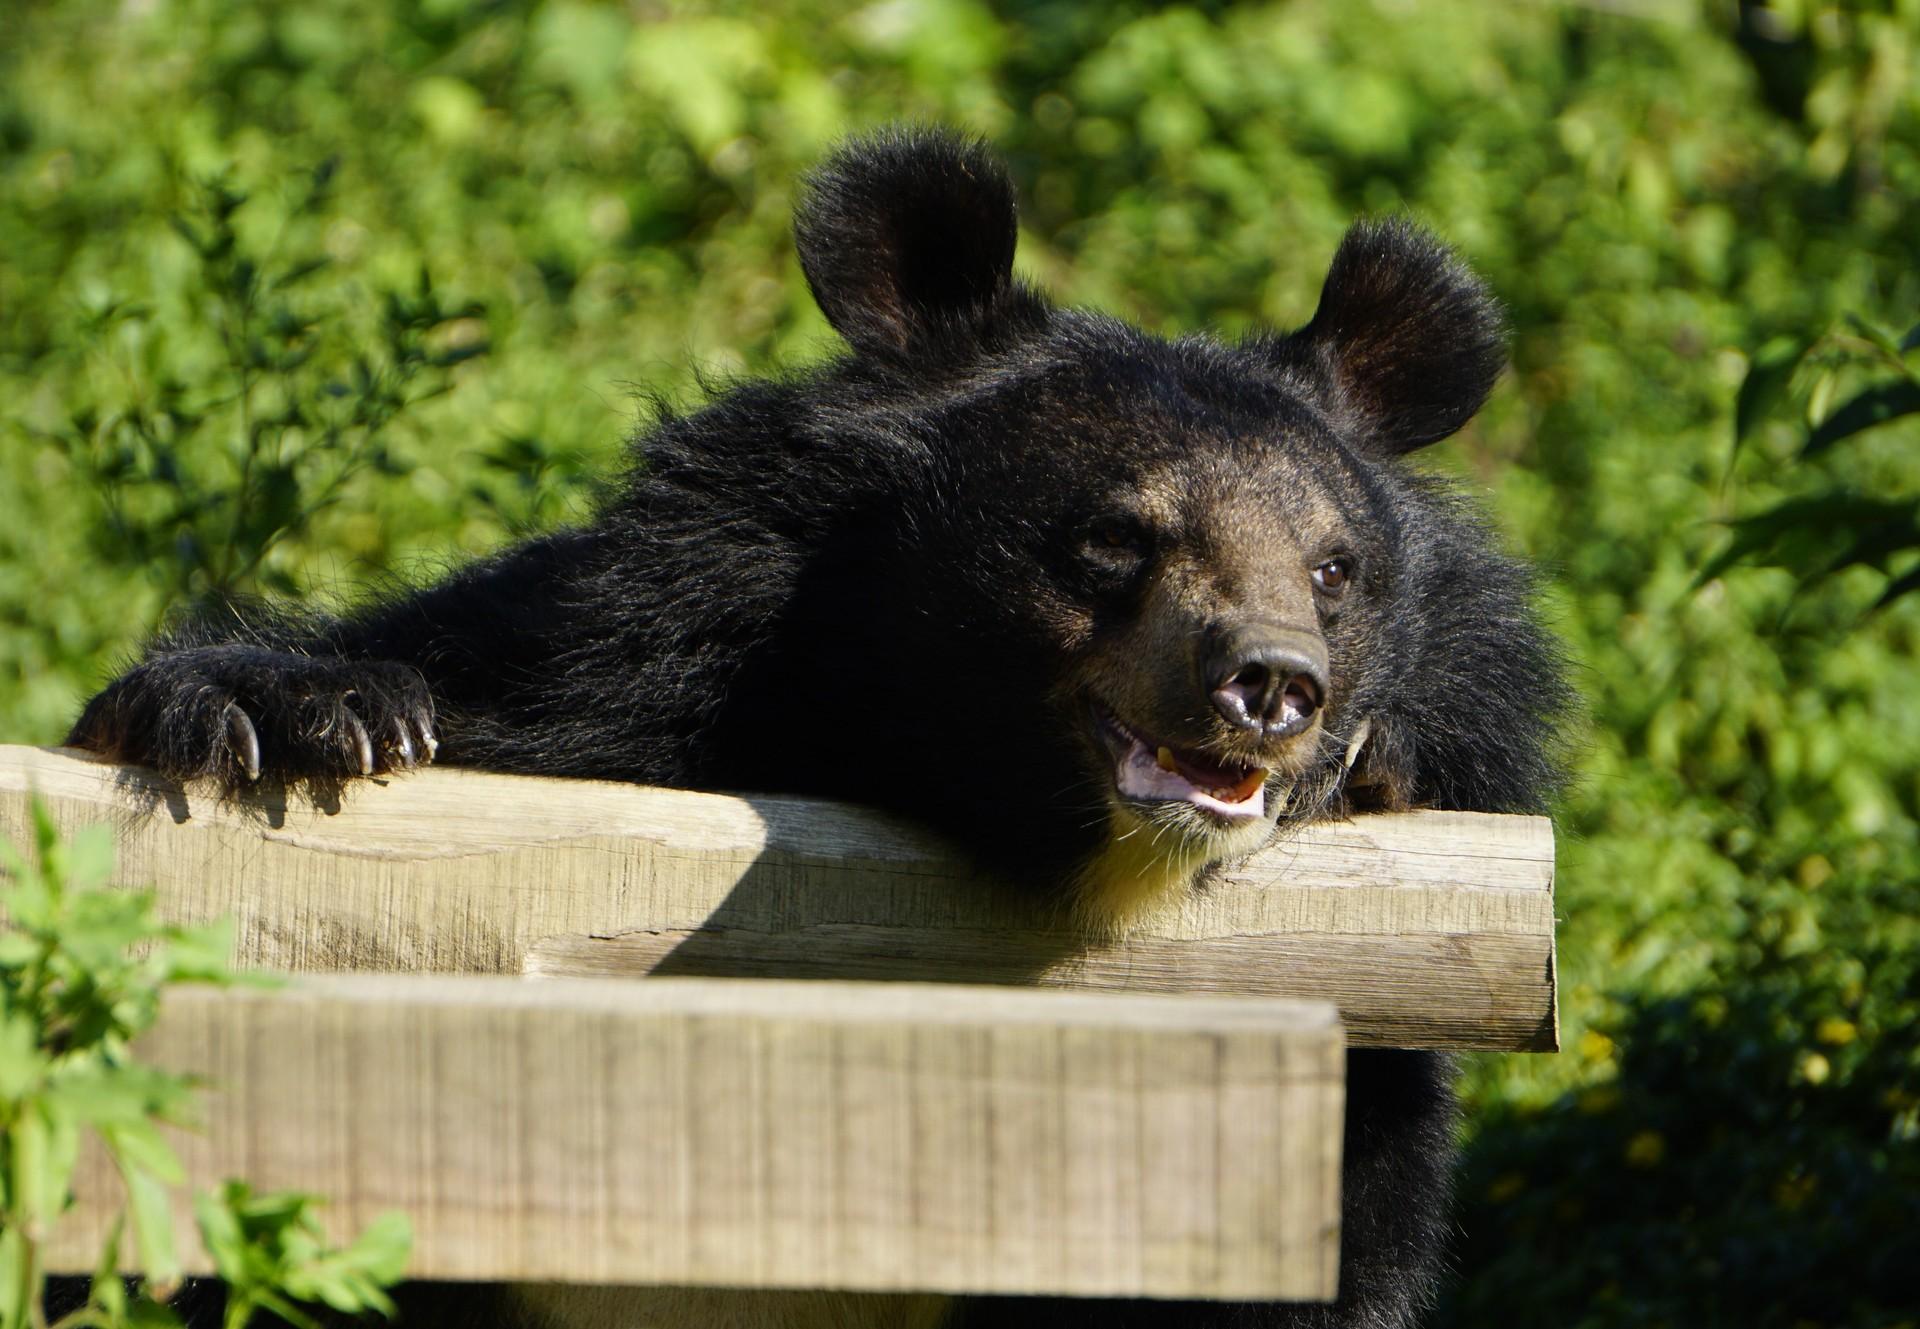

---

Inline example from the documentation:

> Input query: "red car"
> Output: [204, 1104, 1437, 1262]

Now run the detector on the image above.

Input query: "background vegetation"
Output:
[2, 0, 1915, 1323]
[2, 804, 409, 1329]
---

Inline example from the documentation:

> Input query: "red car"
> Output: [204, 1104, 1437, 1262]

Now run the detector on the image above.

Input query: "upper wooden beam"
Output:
[0, 745, 1557, 1050]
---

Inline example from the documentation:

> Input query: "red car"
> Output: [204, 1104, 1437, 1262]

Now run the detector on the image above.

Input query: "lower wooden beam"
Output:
[47, 976, 1345, 1301]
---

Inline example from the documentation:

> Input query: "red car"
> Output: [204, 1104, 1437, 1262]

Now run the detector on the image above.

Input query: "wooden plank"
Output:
[44, 975, 1345, 1300]
[0, 745, 1557, 1050]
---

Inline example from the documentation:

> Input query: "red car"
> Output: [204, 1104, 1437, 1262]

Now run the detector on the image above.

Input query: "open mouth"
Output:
[1092, 703, 1271, 822]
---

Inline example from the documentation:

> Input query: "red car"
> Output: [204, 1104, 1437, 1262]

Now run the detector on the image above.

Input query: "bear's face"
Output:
[888, 331, 1412, 921]
[792, 129, 1506, 925]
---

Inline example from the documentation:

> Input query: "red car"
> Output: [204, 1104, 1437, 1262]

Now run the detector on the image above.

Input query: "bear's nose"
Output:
[1205, 624, 1329, 737]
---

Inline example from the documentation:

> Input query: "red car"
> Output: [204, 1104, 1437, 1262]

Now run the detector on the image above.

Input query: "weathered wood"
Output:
[0, 745, 1557, 1049]
[44, 975, 1345, 1300]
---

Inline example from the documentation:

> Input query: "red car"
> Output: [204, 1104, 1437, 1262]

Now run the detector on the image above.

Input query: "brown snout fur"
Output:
[1074, 464, 1336, 769]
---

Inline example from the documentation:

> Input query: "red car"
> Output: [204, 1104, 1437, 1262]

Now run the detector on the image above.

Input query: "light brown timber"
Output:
[0, 744, 1557, 1050]
[42, 974, 1345, 1300]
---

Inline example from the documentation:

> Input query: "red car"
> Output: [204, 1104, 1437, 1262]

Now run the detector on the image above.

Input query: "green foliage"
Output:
[193, 1187, 408, 1329]
[1712, 314, 1920, 609]
[1451, 865, 1920, 1325]
[2, 0, 1916, 1323]
[1, 803, 226, 1325]
[34, 166, 491, 605]
[0, 806, 409, 1329]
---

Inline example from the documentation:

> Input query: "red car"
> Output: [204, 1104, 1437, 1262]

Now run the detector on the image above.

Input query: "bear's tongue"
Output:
[1112, 731, 1268, 821]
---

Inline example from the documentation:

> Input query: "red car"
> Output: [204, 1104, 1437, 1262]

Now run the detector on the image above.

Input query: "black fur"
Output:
[68, 127, 1569, 1329]
[794, 125, 1049, 360]
[1261, 219, 1509, 457]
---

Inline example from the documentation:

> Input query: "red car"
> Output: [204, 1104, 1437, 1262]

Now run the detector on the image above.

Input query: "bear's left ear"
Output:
[1273, 220, 1507, 455]
[794, 126, 1044, 361]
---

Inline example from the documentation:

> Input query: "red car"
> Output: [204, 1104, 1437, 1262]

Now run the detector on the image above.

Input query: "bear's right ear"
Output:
[1274, 220, 1507, 455]
[794, 127, 1043, 360]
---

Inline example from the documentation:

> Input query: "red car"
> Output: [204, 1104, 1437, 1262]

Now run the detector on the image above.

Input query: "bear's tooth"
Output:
[1156, 746, 1177, 773]
[1226, 768, 1269, 803]
[1342, 717, 1373, 772]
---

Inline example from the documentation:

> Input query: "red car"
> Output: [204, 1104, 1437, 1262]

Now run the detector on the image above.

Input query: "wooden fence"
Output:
[0, 744, 1556, 1303]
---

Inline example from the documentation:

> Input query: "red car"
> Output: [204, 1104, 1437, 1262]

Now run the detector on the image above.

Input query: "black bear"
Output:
[70, 128, 1567, 1328]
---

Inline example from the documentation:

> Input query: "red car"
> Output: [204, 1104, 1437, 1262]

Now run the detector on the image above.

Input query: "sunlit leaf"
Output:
[102, 1121, 186, 1187]
[114, 1139, 182, 1285]
[250, 1290, 324, 1329]
[161, 918, 239, 984]
[8, 1106, 58, 1225]
[0, 1224, 28, 1329]
[0, 1013, 46, 1098]
[1802, 383, 1920, 457]
[340, 1211, 411, 1286]
[192, 1188, 247, 1281]
[1844, 313, 1906, 362]
[1871, 565, 1920, 609]
[0, 930, 35, 965]
[65, 824, 116, 890]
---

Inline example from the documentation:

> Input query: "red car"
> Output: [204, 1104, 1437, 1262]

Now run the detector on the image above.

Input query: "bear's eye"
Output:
[1080, 515, 1153, 565]
[1313, 557, 1353, 595]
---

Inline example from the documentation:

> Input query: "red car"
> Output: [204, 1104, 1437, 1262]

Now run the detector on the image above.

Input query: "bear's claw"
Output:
[223, 702, 262, 782]
[69, 646, 437, 789]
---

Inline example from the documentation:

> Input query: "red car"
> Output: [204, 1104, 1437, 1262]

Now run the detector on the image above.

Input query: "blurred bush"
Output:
[2, 0, 1915, 1323]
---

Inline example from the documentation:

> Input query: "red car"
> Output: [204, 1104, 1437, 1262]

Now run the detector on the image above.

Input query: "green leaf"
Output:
[0, 1012, 46, 1099]
[64, 825, 117, 892]
[64, 888, 164, 966]
[45, 1063, 194, 1130]
[251, 1289, 324, 1329]
[229, 1186, 311, 1228]
[1901, 322, 1920, 353]
[0, 833, 34, 894]
[270, 256, 332, 291]
[426, 340, 489, 368]
[158, 919, 238, 984]
[1732, 336, 1804, 456]
[30, 798, 61, 876]
[1871, 564, 1920, 609]
[1844, 313, 1907, 362]
[126, 1295, 186, 1328]
[89, 1214, 128, 1318]
[1695, 493, 1920, 586]
[40, 1112, 81, 1220]
[341, 1211, 411, 1286]
[0, 1224, 29, 1329]
[116, 1146, 181, 1286]
[168, 216, 208, 257]
[193, 1188, 248, 1282]
[9, 1105, 61, 1227]
[103, 1121, 186, 1187]
[1803, 382, 1920, 457]
[244, 463, 303, 550]
[0, 876, 51, 932]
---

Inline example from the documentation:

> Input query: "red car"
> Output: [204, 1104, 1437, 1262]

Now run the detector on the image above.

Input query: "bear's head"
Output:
[745, 128, 1540, 928]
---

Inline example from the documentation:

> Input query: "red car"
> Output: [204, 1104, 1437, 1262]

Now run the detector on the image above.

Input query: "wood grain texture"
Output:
[0, 745, 1557, 1050]
[43, 975, 1345, 1300]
